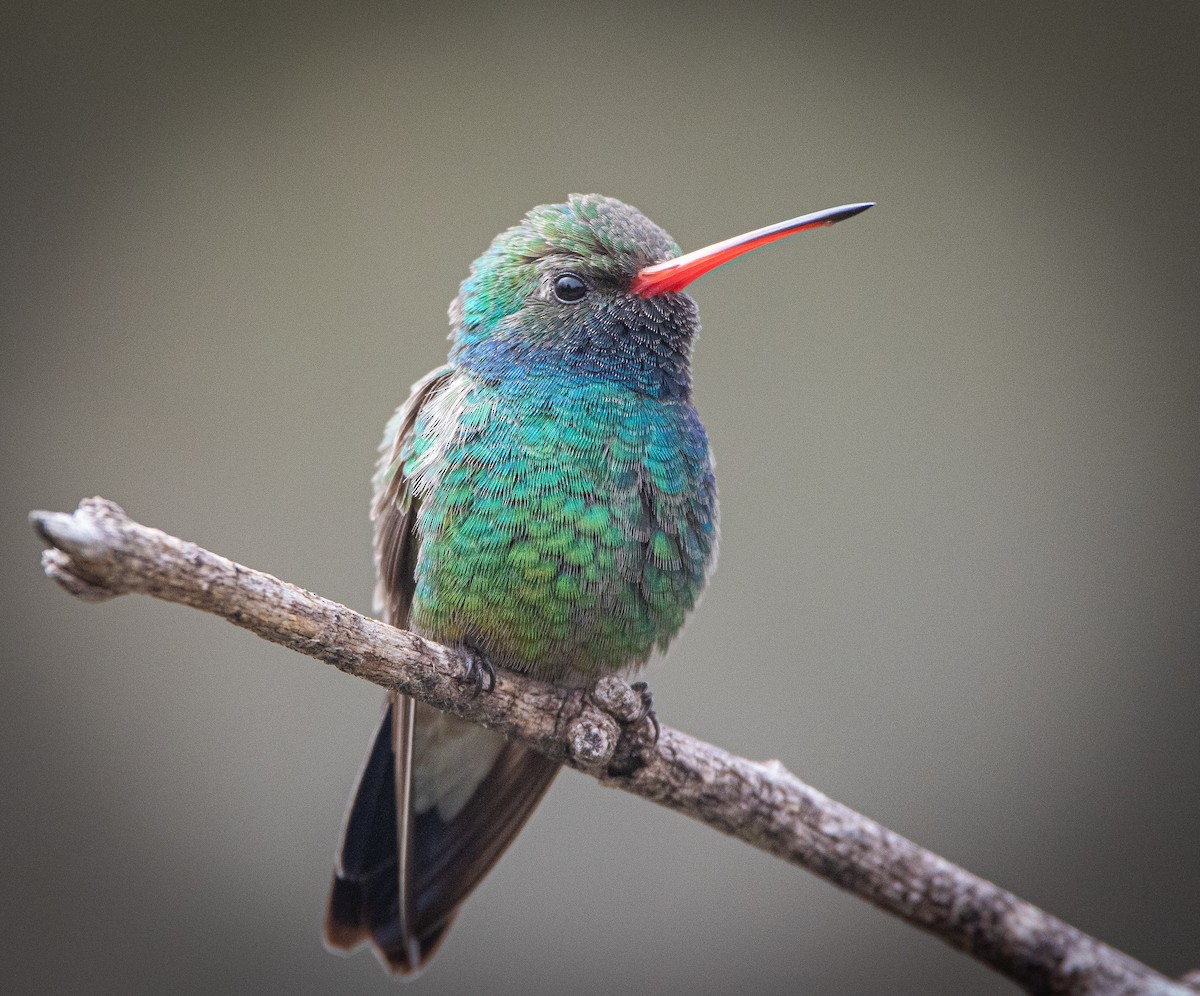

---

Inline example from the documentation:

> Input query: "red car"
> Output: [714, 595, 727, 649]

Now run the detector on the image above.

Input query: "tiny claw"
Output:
[629, 681, 660, 744]
[459, 645, 496, 696]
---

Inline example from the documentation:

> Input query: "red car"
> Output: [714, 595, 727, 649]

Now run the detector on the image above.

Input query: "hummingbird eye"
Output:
[552, 272, 587, 303]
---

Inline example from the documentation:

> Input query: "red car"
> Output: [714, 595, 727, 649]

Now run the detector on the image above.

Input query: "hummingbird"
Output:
[323, 194, 872, 975]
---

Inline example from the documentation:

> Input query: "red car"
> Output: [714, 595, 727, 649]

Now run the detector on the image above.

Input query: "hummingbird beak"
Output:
[630, 202, 874, 297]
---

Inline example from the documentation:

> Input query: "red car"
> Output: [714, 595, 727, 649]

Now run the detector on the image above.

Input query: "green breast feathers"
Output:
[373, 367, 718, 681]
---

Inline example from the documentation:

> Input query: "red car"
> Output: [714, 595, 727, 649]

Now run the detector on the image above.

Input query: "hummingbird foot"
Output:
[629, 681, 660, 745]
[458, 642, 496, 696]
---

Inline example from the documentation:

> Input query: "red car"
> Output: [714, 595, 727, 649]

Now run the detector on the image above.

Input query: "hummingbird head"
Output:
[449, 194, 697, 399]
[449, 193, 872, 400]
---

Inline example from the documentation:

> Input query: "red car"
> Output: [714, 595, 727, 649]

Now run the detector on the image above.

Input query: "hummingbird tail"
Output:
[324, 698, 420, 971]
[324, 697, 559, 976]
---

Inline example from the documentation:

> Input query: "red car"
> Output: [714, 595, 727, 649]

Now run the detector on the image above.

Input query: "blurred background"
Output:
[3, 2, 1198, 993]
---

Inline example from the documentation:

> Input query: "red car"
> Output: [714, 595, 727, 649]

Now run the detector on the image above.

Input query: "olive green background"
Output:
[3, 3, 1198, 993]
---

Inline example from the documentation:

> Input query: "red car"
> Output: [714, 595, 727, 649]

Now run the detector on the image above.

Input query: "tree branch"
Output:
[29, 497, 1195, 995]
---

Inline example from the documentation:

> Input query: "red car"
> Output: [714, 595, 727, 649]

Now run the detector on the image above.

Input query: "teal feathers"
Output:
[377, 360, 717, 681]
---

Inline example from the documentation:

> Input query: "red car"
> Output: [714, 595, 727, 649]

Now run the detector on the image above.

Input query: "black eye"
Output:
[552, 272, 587, 303]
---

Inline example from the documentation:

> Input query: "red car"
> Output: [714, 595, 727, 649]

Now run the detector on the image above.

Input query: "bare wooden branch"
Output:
[30, 497, 1194, 995]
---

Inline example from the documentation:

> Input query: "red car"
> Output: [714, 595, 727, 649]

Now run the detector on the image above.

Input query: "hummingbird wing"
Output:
[324, 366, 559, 976]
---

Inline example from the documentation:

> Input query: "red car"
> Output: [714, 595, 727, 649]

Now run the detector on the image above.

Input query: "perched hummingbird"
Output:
[323, 194, 872, 975]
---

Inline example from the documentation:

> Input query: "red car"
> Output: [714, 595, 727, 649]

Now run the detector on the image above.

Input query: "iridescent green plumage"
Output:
[379, 364, 717, 680]
[324, 192, 874, 976]
[331, 193, 719, 976]
[366, 194, 719, 684]
[327, 193, 871, 976]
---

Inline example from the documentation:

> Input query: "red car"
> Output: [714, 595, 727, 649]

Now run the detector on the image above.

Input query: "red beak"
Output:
[630, 202, 874, 297]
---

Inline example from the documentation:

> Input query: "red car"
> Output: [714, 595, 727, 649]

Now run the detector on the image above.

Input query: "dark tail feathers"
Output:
[324, 699, 559, 976]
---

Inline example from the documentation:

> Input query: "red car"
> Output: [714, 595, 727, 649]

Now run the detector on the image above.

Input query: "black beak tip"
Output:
[838, 202, 875, 222]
